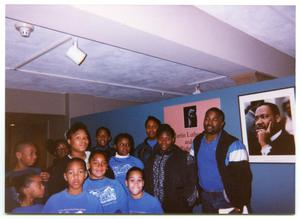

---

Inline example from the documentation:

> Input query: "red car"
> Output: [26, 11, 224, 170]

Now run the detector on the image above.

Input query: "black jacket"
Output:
[249, 129, 295, 155]
[193, 130, 252, 210]
[144, 145, 198, 213]
[134, 138, 159, 165]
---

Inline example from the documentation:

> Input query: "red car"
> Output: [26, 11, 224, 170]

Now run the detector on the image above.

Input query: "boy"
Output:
[5, 141, 50, 212]
[43, 158, 103, 214]
[109, 133, 144, 189]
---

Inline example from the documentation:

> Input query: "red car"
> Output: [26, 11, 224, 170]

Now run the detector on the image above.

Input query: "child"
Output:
[48, 122, 91, 195]
[43, 158, 103, 214]
[126, 167, 163, 214]
[46, 139, 70, 173]
[5, 141, 50, 212]
[92, 127, 115, 160]
[12, 174, 45, 213]
[83, 151, 128, 213]
[109, 133, 144, 189]
[134, 116, 161, 164]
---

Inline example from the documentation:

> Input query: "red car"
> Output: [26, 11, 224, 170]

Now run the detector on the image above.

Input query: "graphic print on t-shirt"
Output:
[112, 164, 132, 177]
[88, 186, 117, 206]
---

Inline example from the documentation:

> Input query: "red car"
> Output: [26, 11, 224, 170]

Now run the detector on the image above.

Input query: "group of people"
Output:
[7, 102, 293, 214]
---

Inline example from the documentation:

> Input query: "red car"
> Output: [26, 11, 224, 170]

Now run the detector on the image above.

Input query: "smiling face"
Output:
[68, 129, 89, 153]
[157, 131, 174, 151]
[55, 143, 69, 158]
[89, 153, 108, 180]
[64, 160, 87, 195]
[203, 110, 224, 135]
[96, 129, 111, 147]
[146, 119, 160, 140]
[126, 170, 144, 199]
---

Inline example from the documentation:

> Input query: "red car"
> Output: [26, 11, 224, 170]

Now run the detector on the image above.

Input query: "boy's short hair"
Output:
[126, 167, 144, 180]
[156, 124, 176, 139]
[95, 126, 111, 137]
[205, 107, 225, 122]
[14, 141, 36, 153]
[114, 133, 134, 155]
[145, 116, 161, 128]
[114, 133, 134, 147]
[65, 158, 87, 173]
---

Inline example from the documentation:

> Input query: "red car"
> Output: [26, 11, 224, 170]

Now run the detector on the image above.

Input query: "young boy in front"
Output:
[42, 158, 103, 214]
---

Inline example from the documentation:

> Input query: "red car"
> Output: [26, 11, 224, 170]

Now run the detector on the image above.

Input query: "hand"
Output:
[40, 171, 50, 182]
[256, 122, 271, 148]
[230, 207, 242, 214]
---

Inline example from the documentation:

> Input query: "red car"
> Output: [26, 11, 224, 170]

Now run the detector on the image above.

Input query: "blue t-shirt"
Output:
[128, 192, 163, 214]
[42, 189, 103, 214]
[12, 204, 44, 214]
[83, 177, 128, 213]
[197, 134, 224, 192]
[109, 156, 144, 188]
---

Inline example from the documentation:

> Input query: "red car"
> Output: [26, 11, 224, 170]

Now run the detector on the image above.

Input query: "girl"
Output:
[144, 124, 198, 213]
[43, 158, 103, 214]
[83, 151, 128, 213]
[126, 167, 163, 214]
[12, 173, 45, 213]
[109, 133, 144, 189]
[48, 122, 91, 195]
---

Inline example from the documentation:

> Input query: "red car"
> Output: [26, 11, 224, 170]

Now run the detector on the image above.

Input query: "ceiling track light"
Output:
[66, 37, 87, 65]
[15, 22, 34, 37]
[193, 83, 202, 95]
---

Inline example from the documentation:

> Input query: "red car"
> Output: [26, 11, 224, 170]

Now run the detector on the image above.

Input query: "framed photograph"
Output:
[238, 87, 295, 163]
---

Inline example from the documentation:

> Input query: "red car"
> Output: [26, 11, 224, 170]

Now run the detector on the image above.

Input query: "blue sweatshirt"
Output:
[109, 156, 144, 188]
[42, 189, 103, 214]
[83, 177, 128, 213]
[128, 192, 163, 214]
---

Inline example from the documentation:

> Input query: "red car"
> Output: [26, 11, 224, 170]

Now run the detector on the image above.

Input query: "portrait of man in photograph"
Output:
[183, 106, 197, 128]
[247, 101, 295, 156]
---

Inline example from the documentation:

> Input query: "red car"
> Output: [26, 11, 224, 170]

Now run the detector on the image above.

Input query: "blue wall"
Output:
[72, 76, 295, 214]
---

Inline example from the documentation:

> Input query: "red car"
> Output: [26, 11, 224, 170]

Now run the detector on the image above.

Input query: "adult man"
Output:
[191, 107, 252, 213]
[251, 102, 295, 155]
[134, 116, 161, 165]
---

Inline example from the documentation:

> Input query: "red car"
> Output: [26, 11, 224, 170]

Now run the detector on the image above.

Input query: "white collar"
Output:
[270, 130, 282, 142]
[115, 153, 130, 158]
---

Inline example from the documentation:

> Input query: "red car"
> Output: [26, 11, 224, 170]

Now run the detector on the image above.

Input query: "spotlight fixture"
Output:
[66, 37, 87, 65]
[15, 22, 34, 37]
[192, 84, 202, 95]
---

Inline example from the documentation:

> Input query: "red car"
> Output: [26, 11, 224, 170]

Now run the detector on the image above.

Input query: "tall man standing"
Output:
[191, 107, 252, 213]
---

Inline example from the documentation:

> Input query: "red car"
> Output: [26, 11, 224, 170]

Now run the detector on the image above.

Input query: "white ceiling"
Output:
[5, 5, 295, 103]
